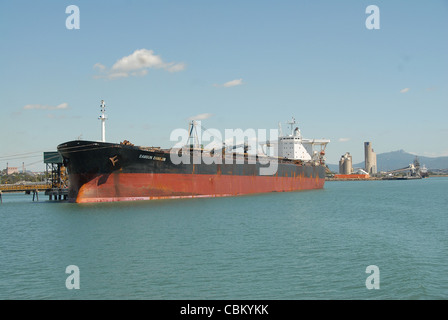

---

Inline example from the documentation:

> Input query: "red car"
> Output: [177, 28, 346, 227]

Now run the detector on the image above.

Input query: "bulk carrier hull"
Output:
[57, 140, 326, 203]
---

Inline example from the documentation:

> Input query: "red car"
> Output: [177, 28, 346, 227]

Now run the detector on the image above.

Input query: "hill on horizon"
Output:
[328, 150, 448, 173]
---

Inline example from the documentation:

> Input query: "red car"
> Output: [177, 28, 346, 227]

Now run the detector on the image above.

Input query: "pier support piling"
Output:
[32, 190, 39, 202]
[45, 188, 68, 201]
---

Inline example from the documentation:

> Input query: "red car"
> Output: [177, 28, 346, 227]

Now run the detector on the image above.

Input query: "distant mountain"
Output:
[327, 150, 448, 173]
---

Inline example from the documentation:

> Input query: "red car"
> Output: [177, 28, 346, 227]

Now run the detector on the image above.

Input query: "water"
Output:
[0, 178, 447, 300]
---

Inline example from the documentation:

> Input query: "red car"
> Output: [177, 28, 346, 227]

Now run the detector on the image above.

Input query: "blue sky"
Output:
[1, 0, 447, 171]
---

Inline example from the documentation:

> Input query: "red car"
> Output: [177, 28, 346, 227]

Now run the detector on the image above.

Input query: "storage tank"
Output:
[339, 152, 353, 174]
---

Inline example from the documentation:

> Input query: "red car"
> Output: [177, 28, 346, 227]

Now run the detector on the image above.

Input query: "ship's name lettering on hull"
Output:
[139, 154, 166, 161]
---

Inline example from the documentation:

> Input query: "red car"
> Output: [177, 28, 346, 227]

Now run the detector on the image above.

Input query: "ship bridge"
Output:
[276, 117, 330, 162]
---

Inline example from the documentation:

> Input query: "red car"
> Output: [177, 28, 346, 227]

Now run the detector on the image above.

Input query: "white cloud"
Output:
[338, 138, 350, 142]
[93, 63, 106, 71]
[94, 49, 185, 80]
[400, 88, 410, 93]
[224, 79, 243, 87]
[214, 79, 244, 87]
[111, 49, 164, 71]
[187, 113, 213, 121]
[23, 103, 69, 110]
[130, 69, 148, 77]
[107, 72, 129, 79]
[166, 62, 186, 73]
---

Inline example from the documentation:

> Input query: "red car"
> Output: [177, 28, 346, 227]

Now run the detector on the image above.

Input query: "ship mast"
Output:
[286, 117, 296, 136]
[188, 120, 200, 149]
[99, 100, 107, 142]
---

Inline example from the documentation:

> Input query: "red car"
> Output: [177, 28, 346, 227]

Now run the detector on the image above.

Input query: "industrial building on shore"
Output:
[333, 142, 377, 180]
[364, 142, 377, 175]
[339, 152, 353, 175]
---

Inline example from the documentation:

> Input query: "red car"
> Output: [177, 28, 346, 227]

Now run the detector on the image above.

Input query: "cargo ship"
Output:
[57, 103, 330, 203]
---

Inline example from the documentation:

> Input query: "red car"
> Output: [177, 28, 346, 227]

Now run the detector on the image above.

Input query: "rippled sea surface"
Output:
[1, 178, 447, 300]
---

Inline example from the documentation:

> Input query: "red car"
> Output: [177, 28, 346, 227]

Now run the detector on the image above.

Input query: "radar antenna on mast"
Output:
[286, 117, 296, 136]
[99, 100, 107, 142]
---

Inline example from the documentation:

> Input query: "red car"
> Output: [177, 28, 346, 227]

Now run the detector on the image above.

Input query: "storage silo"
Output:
[364, 142, 377, 174]
[339, 152, 353, 174]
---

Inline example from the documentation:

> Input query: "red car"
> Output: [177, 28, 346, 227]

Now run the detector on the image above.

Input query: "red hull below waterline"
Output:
[72, 173, 325, 203]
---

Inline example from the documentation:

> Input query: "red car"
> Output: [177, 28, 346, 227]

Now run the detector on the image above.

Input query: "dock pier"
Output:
[0, 151, 68, 203]
[0, 184, 68, 202]
[45, 188, 68, 201]
[43, 151, 68, 201]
